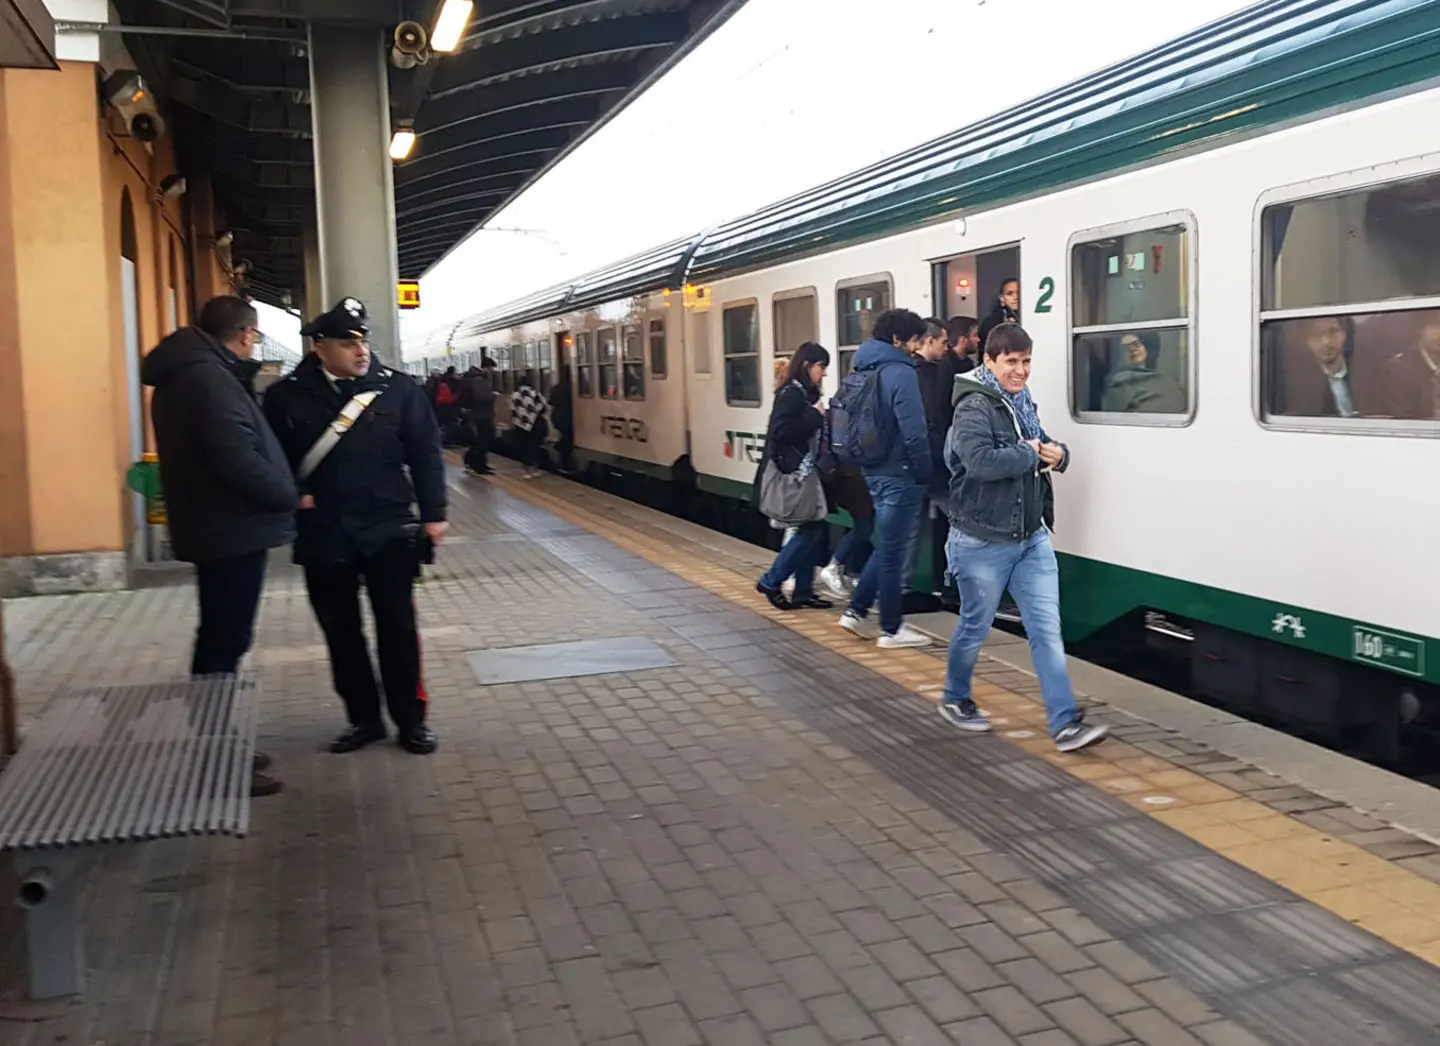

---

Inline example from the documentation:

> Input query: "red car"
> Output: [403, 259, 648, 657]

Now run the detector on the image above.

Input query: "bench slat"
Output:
[0, 677, 258, 850]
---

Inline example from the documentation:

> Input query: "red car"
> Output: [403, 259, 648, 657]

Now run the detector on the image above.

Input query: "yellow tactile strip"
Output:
[474, 467, 1440, 968]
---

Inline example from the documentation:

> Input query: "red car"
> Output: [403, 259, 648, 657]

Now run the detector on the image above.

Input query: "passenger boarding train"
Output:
[406, 0, 1440, 754]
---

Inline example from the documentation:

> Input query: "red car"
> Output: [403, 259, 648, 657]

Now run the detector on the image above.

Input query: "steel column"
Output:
[306, 23, 399, 356]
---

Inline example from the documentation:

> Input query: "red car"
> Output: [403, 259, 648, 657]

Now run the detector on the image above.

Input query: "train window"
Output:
[836, 276, 891, 377]
[690, 309, 712, 375]
[598, 326, 618, 399]
[1069, 214, 1195, 424]
[539, 338, 554, 396]
[1259, 170, 1440, 430]
[723, 301, 760, 407]
[773, 290, 818, 361]
[623, 324, 645, 400]
[649, 318, 667, 379]
[576, 332, 594, 397]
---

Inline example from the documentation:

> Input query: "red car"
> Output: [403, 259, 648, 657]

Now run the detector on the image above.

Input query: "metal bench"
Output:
[0, 676, 258, 1000]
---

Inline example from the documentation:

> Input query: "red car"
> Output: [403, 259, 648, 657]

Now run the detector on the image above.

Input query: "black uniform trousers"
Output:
[192, 550, 270, 676]
[304, 538, 427, 731]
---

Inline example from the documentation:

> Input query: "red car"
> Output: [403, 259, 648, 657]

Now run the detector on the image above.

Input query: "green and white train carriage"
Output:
[409, 0, 1440, 745]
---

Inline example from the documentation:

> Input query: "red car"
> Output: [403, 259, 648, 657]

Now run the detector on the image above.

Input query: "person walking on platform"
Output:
[510, 375, 548, 479]
[461, 358, 498, 475]
[263, 297, 447, 755]
[937, 322, 1107, 752]
[142, 295, 298, 798]
[834, 308, 934, 650]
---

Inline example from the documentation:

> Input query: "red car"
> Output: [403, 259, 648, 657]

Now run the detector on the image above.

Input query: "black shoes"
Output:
[756, 582, 792, 610]
[331, 721, 437, 755]
[398, 725, 438, 755]
[330, 721, 387, 753]
[792, 596, 834, 610]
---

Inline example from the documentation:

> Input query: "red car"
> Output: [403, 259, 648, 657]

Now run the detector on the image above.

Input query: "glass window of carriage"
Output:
[836, 277, 891, 378]
[649, 318, 667, 380]
[622, 323, 645, 400]
[774, 290, 819, 361]
[723, 301, 760, 407]
[538, 338, 554, 395]
[575, 332, 594, 397]
[597, 326, 618, 399]
[1069, 217, 1194, 424]
[1260, 171, 1440, 432]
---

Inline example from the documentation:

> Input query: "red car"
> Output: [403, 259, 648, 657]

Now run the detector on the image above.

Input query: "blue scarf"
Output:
[972, 366, 1044, 441]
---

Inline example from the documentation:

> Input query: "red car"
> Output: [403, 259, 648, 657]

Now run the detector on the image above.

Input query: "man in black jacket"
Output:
[263, 297, 447, 755]
[142, 295, 299, 797]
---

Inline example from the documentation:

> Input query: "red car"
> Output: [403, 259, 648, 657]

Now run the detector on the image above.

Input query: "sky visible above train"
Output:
[258, 0, 1253, 352]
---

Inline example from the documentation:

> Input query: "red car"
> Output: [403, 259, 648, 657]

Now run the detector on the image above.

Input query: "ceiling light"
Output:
[431, 0, 473, 53]
[390, 123, 416, 161]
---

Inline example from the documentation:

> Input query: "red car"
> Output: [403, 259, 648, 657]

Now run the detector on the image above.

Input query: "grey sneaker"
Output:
[1054, 721, 1109, 753]
[939, 702, 993, 733]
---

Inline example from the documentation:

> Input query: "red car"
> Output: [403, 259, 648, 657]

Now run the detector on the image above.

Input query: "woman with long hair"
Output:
[753, 342, 833, 610]
[977, 277, 1020, 351]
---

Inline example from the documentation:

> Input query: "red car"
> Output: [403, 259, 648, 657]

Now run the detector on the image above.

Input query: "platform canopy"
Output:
[106, 0, 749, 307]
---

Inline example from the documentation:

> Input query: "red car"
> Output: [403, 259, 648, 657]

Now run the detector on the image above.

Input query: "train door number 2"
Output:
[1034, 276, 1055, 313]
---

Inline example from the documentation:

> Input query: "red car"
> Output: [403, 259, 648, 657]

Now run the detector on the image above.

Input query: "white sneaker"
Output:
[819, 563, 847, 596]
[878, 624, 931, 649]
[838, 611, 877, 639]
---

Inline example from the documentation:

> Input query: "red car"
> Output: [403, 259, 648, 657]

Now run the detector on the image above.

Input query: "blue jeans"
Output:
[847, 475, 924, 635]
[833, 516, 874, 574]
[942, 526, 1080, 736]
[761, 521, 825, 599]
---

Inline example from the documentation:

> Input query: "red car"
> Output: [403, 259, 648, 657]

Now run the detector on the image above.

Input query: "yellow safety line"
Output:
[475, 467, 1440, 967]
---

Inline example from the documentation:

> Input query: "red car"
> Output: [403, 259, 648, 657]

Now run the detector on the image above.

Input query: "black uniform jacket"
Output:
[263, 352, 446, 567]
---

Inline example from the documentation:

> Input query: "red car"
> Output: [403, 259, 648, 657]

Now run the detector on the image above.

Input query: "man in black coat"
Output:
[142, 295, 299, 797]
[263, 297, 447, 755]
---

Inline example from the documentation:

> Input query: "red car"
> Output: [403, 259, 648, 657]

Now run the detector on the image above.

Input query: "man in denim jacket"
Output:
[935, 322, 1108, 753]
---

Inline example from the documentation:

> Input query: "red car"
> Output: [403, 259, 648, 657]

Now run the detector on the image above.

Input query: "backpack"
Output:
[435, 382, 456, 406]
[828, 367, 891, 468]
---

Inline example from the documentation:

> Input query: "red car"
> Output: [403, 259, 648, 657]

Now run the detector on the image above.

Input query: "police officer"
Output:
[263, 297, 447, 755]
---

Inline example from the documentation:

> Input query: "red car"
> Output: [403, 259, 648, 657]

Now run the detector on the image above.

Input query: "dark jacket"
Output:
[977, 301, 1019, 352]
[915, 358, 952, 494]
[851, 338, 931, 486]
[750, 378, 823, 506]
[945, 374, 1069, 544]
[140, 327, 298, 563]
[263, 352, 446, 567]
[458, 370, 497, 420]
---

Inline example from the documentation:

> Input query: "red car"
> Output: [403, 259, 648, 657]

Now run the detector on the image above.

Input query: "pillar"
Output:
[307, 24, 400, 357]
[301, 223, 323, 325]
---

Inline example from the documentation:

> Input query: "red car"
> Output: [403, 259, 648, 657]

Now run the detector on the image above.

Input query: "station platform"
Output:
[3, 465, 1440, 1045]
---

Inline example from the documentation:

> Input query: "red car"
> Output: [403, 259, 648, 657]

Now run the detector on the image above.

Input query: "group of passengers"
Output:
[752, 282, 1108, 754]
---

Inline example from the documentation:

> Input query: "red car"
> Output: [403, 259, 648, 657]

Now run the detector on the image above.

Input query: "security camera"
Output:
[102, 70, 165, 143]
[158, 174, 187, 201]
[391, 21, 431, 69]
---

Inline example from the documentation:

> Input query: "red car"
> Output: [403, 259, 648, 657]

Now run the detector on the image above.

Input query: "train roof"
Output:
[415, 0, 1440, 347]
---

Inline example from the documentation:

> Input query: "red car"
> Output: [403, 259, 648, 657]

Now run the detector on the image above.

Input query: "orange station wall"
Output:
[0, 60, 229, 575]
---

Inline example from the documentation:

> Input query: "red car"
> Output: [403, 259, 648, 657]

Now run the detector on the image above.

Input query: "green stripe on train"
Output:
[699, 472, 1435, 683]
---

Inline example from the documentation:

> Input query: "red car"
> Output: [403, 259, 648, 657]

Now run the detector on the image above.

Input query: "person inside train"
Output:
[755, 343, 834, 611]
[937, 321, 1107, 752]
[1099, 331, 1187, 414]
[1269, 315, 1381, 419]
[1374, 310, 1440, 419]
[549, 364, 577, 474]
[836, 308, 933, 649]
[977, 278, 1020, 350]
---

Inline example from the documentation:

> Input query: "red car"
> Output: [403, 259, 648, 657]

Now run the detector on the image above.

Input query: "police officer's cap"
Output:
[301, 297, 369, 341]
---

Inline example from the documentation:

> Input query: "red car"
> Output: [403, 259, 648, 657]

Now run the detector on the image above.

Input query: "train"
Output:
[405, 0, 1440, 758]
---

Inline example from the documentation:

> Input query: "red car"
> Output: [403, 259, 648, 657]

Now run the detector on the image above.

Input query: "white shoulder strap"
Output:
[297, 391, 379, 482]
